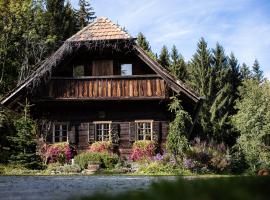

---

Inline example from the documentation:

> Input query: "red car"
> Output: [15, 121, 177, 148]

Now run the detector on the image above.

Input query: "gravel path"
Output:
[0, 176, 177, 200]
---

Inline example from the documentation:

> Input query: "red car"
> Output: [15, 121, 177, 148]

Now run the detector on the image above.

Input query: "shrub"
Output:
[137, 161, 190, 175]
[184, 138, 231, 173]
[129, 140, 156, 162]
[41, 142, 77, 164]
[56, 164, 81, 174]
[74, 152, 119, 169]
[88, 141, 113, 153]
[166, 96, 192, 165]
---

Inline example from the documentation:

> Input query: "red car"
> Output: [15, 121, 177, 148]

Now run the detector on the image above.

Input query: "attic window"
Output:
[73, 65, 84, 77]
[121, 64, 132, 76]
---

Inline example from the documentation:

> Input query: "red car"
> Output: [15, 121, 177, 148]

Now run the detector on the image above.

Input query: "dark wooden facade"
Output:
[1, 17, 201, 158]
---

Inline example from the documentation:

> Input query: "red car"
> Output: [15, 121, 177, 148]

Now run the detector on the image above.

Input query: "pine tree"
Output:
[62, 0, 78, 39]
[137, 32, 151, 52]
[170, 45, 187, 81]
[210, 43, 233, 142]
[252, 59, 263, 82]
[9, 100, 43, 169]
[228, 53, 242, 103]
[45, 0, 66, 41]
[158, 45, 170, 69]
[77, 0, 96, 29]
[187, 38, 214, 138]
[240, 63, 251, 80]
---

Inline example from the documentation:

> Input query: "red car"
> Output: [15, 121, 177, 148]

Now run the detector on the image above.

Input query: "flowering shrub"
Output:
[130, 140, 156, 162]
[74, 152, 119, 169]
[184, 138, 231, 173]
[88, 141, 113, 153]
[41, 142, 77, 164]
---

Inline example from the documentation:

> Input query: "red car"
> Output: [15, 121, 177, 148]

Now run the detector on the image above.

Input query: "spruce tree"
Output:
[210, 43, 233, 142]
[240, 63, 251, 80]
[77, 0, 96, 29]
[170, 45, 187, 81]
[137, 32, 151, 52]
[187, 38, 214, 139]
[9, 101, 42, 169]
[158, 45, 170, 69]
[252, 59, 263, 82]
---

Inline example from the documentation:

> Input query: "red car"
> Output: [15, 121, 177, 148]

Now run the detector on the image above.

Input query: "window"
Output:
[94, 121, 111, 141]
[73, 65, 84, 77]
[53, 123, 68, 143]
[136, 120, 153, 140]
[121, 64, 132, 75]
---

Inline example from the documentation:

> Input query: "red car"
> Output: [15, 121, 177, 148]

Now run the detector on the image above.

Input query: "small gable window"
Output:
[135, 120, 153, 140]
[53, 123, 68, 143]
[121, 64, 132, 76]
[94, 121, 111, 141]
[73, 65, 84, 77]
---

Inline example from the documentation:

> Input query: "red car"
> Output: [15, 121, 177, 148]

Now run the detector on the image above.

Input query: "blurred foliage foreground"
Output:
[80, 176, 270, 200]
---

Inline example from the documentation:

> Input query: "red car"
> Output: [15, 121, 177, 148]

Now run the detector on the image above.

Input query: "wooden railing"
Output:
[47, 75, 167, 100]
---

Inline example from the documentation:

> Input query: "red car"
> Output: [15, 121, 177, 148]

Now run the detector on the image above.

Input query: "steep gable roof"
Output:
[0, 17, 201, 108]
[68, 17, 132, 41]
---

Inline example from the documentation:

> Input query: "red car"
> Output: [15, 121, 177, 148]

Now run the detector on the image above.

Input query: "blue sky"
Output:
[71, 0, 270, 79]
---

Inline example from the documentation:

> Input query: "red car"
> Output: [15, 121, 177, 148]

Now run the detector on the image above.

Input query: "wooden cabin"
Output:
[1, 17, 201, 157]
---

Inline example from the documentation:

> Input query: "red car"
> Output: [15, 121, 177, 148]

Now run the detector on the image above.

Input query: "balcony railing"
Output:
[46, 75, 167, 100]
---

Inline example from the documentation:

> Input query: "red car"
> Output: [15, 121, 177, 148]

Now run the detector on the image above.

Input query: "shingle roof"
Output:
[67, 17, 132, 42]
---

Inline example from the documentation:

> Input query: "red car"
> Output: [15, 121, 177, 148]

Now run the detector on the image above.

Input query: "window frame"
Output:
[93, 121, 112, 142]
[52, 122, 69, 143]
[120, 63, 132, 76]
[135, 120, 153, 141]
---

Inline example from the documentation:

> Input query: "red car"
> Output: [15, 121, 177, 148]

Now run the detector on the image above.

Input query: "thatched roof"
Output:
[0, 17, 201, 108]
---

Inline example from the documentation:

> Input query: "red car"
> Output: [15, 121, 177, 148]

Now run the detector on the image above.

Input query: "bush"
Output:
[184, 138, 231, 173]
[74, 152, 119, 169]
[130, 140, 156, 162]
[137, 161, 189, 175]
[56, 164, 81, 174]
[88, 141, 113, 153]
[41, 142, 77, 164]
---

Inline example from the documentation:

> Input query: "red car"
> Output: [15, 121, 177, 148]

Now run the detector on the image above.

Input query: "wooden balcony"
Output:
[46, 75, 167, 100]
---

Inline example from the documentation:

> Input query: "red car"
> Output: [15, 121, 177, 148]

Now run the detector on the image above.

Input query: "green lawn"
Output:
[80, 176, 270, 200]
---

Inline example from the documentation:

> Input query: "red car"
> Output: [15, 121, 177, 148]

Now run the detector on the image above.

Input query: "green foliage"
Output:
[166, 96, 192, 163]
[252, 59, 264, 82]
[137, 32, 151, 52]
[74, 152, 119, 169]
[232, 79, 270, 173]
[77, 0, 96, 29]
[55, 164, 81, 174]
[136, 161, 190, 175]
[169, 45, 187, 81]
[158, 45, 170, 69]
[8, 100, 43, 169]
[188, 40, 241, 144]
[80, 177, 270, 200]
[240, 63, 251, 80]
[0, 164, 43, 175]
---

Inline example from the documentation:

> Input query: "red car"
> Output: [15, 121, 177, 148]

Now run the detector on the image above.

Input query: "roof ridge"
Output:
[67, 17, 132, 42]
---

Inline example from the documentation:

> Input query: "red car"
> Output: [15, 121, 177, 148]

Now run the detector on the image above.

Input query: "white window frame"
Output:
[53, 122, 69, 143]
[93, 121, 112, 141]
[135, 120, 153, 141]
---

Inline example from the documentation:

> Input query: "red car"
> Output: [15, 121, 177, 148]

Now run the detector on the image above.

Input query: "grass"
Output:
[79, 176, 270, 200]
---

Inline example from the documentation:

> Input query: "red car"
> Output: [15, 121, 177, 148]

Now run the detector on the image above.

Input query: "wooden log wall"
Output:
[48, 75, 166, 99]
